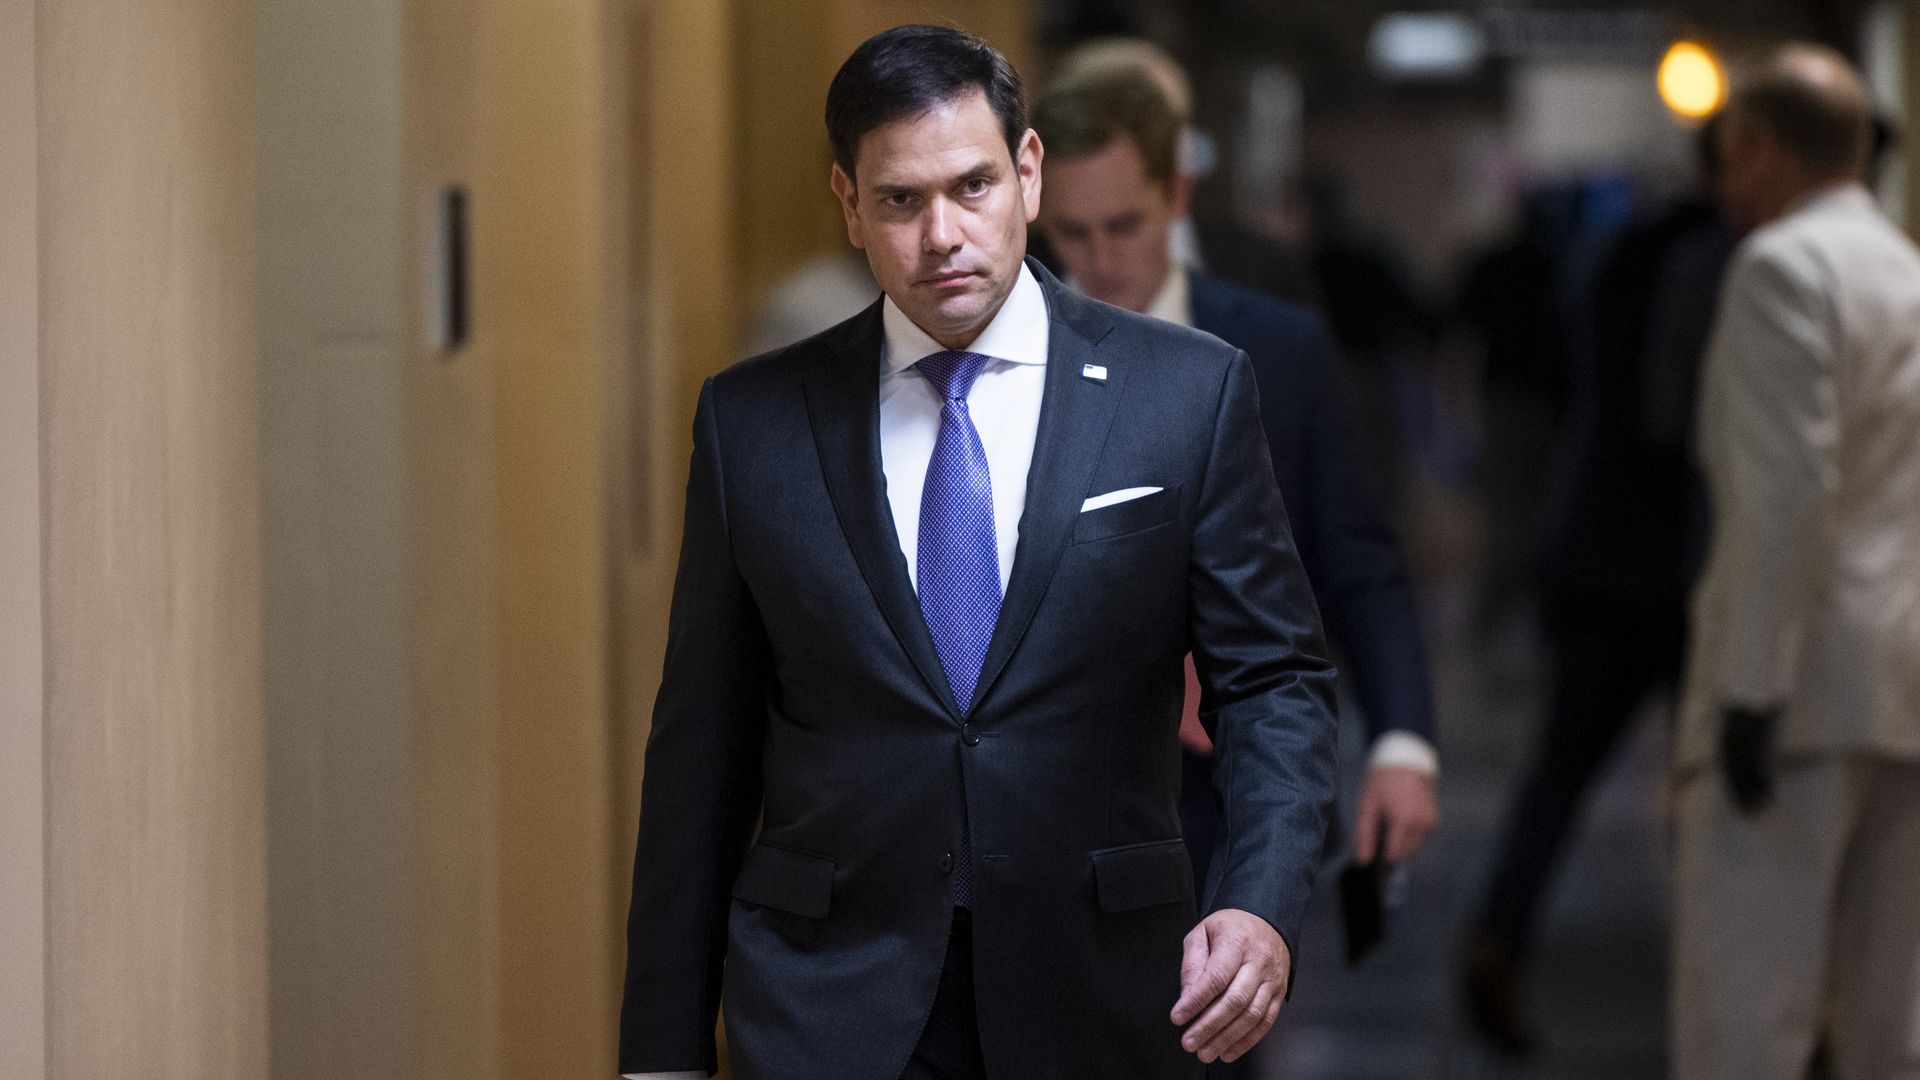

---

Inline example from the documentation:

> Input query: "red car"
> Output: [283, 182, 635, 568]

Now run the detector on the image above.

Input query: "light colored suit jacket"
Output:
[1678, 185, 1920, 772]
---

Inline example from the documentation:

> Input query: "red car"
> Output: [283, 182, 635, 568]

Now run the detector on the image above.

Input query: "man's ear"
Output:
[1017, 129, 1044, 224]
[830, 163, 865, 249]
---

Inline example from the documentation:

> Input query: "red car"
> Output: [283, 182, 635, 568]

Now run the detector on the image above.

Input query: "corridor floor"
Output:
[1253, 588, 1672, 1080]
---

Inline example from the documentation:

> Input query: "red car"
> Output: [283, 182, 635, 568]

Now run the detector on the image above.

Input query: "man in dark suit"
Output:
[1030, 66, 1439, 907]
[619, 26, 1339, 1080]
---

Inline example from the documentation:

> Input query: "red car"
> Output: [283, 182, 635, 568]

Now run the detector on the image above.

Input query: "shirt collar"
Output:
[881, 261, 1049, 375]
[1143, 264, 1193, 328]
[1787, 181, 1874, 219]
[1061, 264, 1192, 328]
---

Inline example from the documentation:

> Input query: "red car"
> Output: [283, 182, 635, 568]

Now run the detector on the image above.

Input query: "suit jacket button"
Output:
[939, 851, 954, 873]
[961, 723, 980, 746]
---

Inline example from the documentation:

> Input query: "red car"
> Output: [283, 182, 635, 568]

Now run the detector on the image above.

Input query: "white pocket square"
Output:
[1080, 486, 1163, 513]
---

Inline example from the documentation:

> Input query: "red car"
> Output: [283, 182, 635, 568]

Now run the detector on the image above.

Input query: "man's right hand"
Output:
[1352, 764, 1437, 865]
[1171, 909, 1291, 1064]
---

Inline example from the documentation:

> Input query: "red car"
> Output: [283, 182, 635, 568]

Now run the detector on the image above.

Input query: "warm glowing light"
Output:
[1659, 41, 1726, 119]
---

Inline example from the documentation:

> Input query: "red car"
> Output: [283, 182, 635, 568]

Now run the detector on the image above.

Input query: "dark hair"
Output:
[1032, 67, 1180, 187]
[825, 25, 1028, 178]
[1727, 67, 1871, 175]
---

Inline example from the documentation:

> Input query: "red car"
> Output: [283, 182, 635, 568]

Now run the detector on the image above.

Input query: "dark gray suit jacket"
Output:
[620, 259, 1338, 1080]
[1189, 271, 1433, 744]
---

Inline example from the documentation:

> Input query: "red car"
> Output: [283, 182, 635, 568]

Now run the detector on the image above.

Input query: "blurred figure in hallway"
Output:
[1298, 174, 1434, 514]
[1452, 186, 1578, 658]
[1462, 119, 1735, 1056]
[1672, 43, 1920, 1080]
[740, 249, 877, 356]
[1032, 63, 1440, 1076]
[1032, 38, 1320, 308]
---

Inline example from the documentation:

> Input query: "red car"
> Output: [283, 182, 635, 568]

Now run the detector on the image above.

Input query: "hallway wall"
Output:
[260, 0, 628, 1076]
[38, 1, 269, 1077]
[479, 0, 625, 1073]
[259, 0, 414, 1076]
[0, 0, 44, 1077]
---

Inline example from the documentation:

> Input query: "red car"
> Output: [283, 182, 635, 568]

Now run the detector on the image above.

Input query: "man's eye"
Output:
[962, 178, 990, 195]
[885, 193, 915, 207]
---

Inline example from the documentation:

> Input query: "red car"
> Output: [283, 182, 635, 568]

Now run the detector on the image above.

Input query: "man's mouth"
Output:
[923, 270, 977, 287]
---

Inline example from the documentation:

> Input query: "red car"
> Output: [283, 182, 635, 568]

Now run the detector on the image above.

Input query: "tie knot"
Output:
[916, 350, 991, 402]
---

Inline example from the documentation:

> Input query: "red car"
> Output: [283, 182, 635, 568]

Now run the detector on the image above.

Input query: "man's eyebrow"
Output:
[869, 160, 1002, 198]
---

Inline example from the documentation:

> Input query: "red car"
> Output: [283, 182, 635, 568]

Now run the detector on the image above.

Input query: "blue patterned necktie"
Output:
[915, 349, 1001, 909]
[915, 350, 1003, 710]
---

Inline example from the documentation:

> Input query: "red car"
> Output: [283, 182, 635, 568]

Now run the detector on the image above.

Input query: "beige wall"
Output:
[0, 0, 44, 1077]
[480, 0, 625, 1073]
[261, 0, 633, 1073]
[400, 3, 508, 1079]
[38, 1, 269, 1077]
[260, 0, 413, 1077]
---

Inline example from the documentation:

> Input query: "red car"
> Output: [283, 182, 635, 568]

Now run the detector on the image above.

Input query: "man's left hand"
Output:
[1352, 765, 1438, 865]
[1170, 908, 1291, 1064]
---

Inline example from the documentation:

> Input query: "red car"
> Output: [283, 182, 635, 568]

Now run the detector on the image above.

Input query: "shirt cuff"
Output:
[1367, 731, 1438, 777]
[622, 1073, 706, 1079]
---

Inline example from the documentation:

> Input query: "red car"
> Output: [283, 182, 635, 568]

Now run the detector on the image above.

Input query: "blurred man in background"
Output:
[1673, 43, 1920, 1080]
[1462, 118, 1735, 1057]
[1038, 38, 1319, 307]
[1032, 70, 1440, 1056]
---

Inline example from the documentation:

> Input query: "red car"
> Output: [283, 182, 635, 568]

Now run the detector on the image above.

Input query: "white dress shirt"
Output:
[878, 261, 1050, 594]
[620, 266, 1050, 1080]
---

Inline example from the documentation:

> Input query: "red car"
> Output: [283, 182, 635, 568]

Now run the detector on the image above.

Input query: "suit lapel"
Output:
[806, 300, 963, 719]
[968, 263, 1119, 712]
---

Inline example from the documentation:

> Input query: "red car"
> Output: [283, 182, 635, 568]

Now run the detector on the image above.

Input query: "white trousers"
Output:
[1673, 755, 1920, 1080]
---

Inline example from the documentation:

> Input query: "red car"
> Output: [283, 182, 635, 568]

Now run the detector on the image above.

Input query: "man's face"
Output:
[831, 90, 1042, 349]
[1038, 135, 1187, 314]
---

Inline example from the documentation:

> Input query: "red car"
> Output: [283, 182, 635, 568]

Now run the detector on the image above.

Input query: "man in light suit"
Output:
[618, 26, 1339, 1080]
[1673, 44, 1920, 1080]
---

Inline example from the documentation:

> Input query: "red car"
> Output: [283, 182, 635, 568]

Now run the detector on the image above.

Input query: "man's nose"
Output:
[1090, 233, 1120, 280]
[922, 199, 961, 253]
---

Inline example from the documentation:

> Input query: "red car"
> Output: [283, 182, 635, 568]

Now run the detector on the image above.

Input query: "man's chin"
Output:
[902, 288, 992, 338]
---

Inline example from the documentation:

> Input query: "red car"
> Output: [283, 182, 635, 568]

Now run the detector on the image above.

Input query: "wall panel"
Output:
[39, 1, 268, 1076]
[0, 0, 44, 1072]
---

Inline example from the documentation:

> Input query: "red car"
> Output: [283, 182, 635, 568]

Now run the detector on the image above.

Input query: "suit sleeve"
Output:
[1188, 351, 1341, 958]
[620, 378, 771, 1077]
[1293, 318, 1437, 746]
[1697, 248, 1834, 707]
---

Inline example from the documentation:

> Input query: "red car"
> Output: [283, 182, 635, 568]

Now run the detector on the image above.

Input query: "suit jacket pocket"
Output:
[1090, 838, 1193, 912]
[1072, 485, 1180, 545]
[731, 843, 835, 919]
